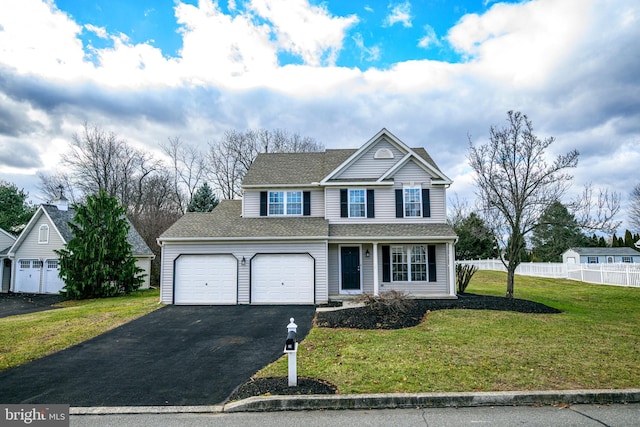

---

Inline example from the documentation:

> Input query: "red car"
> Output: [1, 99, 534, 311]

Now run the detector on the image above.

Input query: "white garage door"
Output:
[15, 259, 41, 293]
[43, 259, 65, 294]
[251, 254, 314, 304]
[175, 255, 237, 304]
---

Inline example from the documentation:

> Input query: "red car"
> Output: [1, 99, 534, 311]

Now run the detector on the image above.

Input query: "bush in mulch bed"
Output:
[315, 293, 562, 330]
[228, 377, 337, 401]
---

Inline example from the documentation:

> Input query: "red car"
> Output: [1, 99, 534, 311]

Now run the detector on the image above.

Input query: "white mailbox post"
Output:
[284, 317, 298, 387]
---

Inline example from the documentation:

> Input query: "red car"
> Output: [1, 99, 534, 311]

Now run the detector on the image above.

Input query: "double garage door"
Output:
[174, 254, 314, 304]
[14, 259, 65, 294]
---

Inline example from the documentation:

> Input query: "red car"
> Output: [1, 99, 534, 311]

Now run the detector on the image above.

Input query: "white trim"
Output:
[372, 242, 379, 296]
[448, 242, 456, 296]
[267, 190, 303, 216]
[338, 244, 363, 294]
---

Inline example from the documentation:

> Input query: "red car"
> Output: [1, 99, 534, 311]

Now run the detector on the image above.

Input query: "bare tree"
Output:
[207, 129, 323, 199]
[468, 111, 579, 298]
[61, 122, 161, 208]
[37, 171, 81, 204]
[630, 183, 640, 232]
[161, 137, 208, 213]
[570, 183, 622, 234]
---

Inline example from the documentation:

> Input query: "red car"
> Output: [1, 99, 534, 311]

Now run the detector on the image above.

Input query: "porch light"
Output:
[241, 256, 246, 266]
[365, 249, 370, 257]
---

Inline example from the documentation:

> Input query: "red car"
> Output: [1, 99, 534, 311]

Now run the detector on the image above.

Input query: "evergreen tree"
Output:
[531, 201, 588, 262]
[0, 180, 35, 232]
[611, 233, 619, 247]
[624, 230, 635, 247]
[187, 183, 219, 213]
[453, 212, 496, 260]
[55, 190, 143, 299]
[598, 236, 607, 247]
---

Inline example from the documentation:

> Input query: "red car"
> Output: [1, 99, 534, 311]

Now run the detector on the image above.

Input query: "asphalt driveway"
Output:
[0, 304, 315, 406]
[0, 293, 64, 318]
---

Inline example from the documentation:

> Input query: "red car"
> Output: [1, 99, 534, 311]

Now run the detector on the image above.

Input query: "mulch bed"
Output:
[315, 293, 562, 330]
[228, 293, 561, 401]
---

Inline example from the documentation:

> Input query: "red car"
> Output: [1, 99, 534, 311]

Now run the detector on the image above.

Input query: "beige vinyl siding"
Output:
[160, 240, 328, 304]
[334, 139, 406, 180]
[378, 243, 449, 296]
[12, 215, 65, 262]
[242, 189, 325, 218]
[328, 243, 451, 297]
[134, 257, 153, 289]
[325, 186, 447, 223]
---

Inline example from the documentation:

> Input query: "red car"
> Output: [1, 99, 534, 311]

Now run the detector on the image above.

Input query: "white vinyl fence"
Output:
[457, 259, 640, 288]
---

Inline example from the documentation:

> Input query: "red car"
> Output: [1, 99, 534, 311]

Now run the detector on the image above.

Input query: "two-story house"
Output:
[158, 129, 457, 305]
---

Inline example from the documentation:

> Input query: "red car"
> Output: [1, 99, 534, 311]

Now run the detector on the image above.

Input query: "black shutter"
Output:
[340, 189, 348, 218]
[260, 191, 267, 216]
[427, 245, 437, 282]
[382, 245, 391, 282]
[303, 191, 311, 216]
[366, 189, 375, 218]
[422, 188, 431, 218]
[395, 189, 403, 218]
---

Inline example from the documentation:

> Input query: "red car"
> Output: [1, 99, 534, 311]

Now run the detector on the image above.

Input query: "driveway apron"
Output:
[0, 305, 315, 406]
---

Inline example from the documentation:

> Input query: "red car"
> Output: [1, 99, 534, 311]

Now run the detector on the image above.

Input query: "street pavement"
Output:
[70, 404, 640, 427]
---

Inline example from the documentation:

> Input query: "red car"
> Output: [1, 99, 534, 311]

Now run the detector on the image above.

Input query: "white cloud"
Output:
[353, 33, 381, 62]
[249, 0, 358, 66]
[84, 24, 108, 39]
[447, 0, 590, 86]
[384, 1, 412, 28]
[418, 24, 439, 49]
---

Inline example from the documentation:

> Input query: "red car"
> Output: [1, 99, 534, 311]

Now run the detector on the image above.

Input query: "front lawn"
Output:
[257, 271, 640, 393]
[0, 289, 160, 371]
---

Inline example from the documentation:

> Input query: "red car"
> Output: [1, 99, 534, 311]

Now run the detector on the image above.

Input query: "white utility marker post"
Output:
[284, 317, 298, 387]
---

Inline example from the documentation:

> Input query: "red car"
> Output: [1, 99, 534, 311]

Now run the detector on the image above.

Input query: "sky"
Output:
[0, 0, 639, 230]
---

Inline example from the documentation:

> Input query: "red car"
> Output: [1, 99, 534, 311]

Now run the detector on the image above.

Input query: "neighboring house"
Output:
[562, 247, 640, 264]
[158, 128, 458, 305]
[7, 195, 155, 294]
[0, 228, 17, 293]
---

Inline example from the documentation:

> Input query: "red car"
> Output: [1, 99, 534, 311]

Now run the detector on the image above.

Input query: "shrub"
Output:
[456, 263, 478, 294]
[355, 290, 413, 318]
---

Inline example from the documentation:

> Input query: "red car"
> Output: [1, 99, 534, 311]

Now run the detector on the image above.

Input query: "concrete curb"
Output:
[70, 389, 640, 415]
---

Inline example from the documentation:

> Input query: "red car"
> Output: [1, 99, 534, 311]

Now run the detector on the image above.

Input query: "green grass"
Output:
[258, 271, 640, 393]
[0, 289, 161, 371]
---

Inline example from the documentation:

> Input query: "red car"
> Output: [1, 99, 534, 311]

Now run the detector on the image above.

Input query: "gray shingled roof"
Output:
[329, 223, 456, 239]
[242, 149, 354, 186]
[242, 146, 443, 186]
[160, 200, 456, 241]
[42, 204, 154, 256]
[568, 247, 640, 256]
[160, 200, 330, 239]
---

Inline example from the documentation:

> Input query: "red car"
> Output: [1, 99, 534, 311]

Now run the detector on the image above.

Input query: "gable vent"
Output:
[374, 148, 394, 159]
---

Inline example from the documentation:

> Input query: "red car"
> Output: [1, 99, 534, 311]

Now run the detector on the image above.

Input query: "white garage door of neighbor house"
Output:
[15, 259, 41, 293]
[251, 254, 314, 304]
[43, 259, 65, 294]
[174, 255, 237, 304]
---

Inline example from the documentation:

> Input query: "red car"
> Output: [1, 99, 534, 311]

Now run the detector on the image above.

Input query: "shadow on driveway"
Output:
[0, 305, 315, 406]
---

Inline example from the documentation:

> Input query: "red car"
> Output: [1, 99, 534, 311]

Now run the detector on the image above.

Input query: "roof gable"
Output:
[9, 204, 153, 257]
[321, 128, 452, 185]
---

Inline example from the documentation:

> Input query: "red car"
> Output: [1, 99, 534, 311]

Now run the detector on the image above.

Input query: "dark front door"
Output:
[341, 247, 361, 291]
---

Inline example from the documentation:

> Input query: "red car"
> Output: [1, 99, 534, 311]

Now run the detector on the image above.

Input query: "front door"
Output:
[340, 246, 361, 292]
